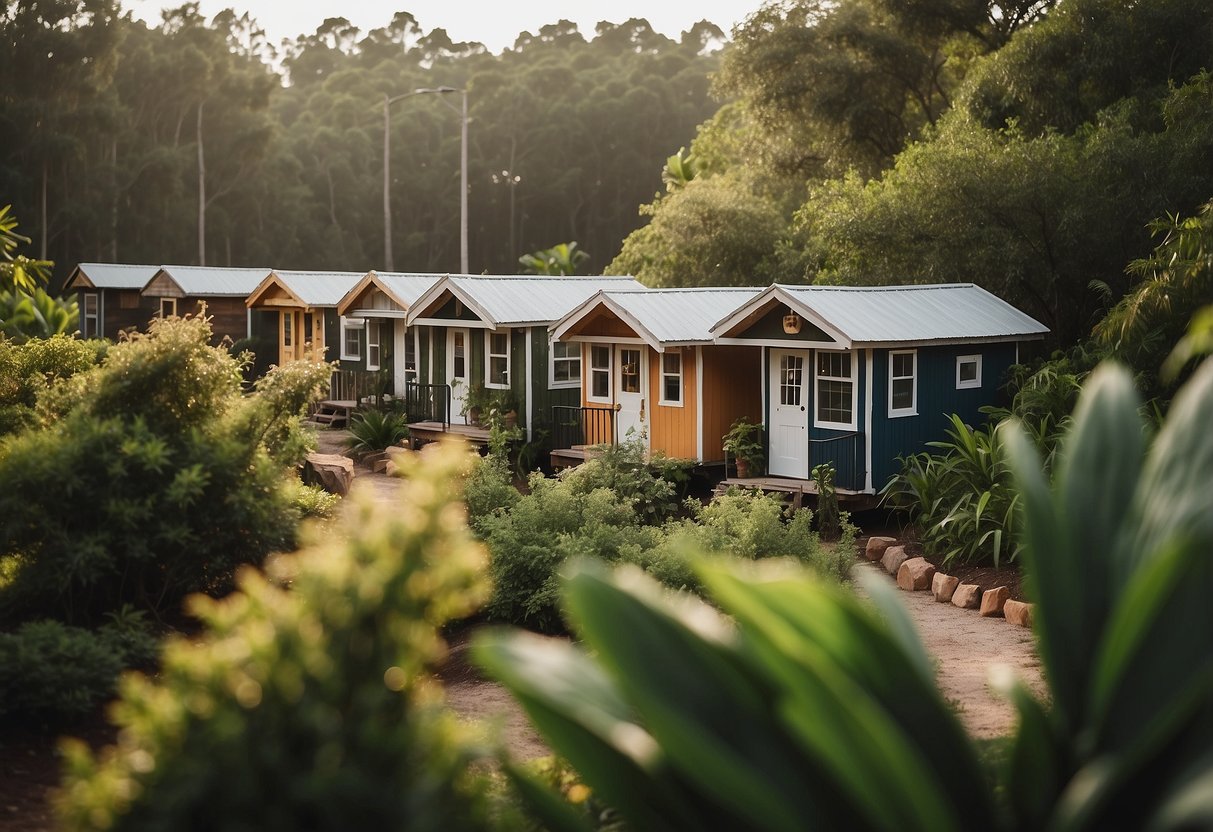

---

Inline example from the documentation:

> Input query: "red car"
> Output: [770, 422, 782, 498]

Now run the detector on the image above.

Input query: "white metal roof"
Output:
[408, 275, 646, 327]
[712, 283, 1049, 346]
[270, 270, 366, 307]
[153, 265, 273, 296]
[67, 263, 160, 290]
[553, 287, 762, 348]
[375, 272, 444, 307]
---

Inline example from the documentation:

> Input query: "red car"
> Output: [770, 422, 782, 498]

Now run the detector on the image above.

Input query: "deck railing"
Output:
[329, 369, 391, 405]
[809, 431, 865, 491]
[551, 405, 616, 451]
[404, 382, 452, 428]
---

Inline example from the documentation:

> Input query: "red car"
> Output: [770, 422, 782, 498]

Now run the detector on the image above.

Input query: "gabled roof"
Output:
[336, 271, 443, 317]
[552, 287, 762, 351]
[66, 263, 160, 290]
[246, 270, 366, 309]
[147, 265, 273, 297]
[711, 283, 1049, 347]
[406, 274, 647, 328]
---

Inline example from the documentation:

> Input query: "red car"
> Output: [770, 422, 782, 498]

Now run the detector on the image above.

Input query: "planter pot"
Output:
[736, 458, 751, 479]
[468, 406, 482, 426]
[504, 410, 518, 429]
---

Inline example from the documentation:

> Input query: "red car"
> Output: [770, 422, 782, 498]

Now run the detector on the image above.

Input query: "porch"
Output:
[402, 381, 491, 450]
[549, 404, 618, 470]
[725, 430, 868, 495]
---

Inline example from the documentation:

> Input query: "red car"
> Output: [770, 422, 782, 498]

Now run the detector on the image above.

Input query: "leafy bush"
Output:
[346, 408, 410, 456]
[290, 482, 341, 519]
[476, 360, 1213, 832]
[464, 452, 520, 533]
[559, 436, 692, 523]
[0, 334, 106, 435]
[0, 316, 330, 623]
[0, 617, 158, 719]
[56, 443, 504, 831]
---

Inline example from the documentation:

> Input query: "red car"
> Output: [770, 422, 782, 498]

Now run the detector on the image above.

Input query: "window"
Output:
[366, 320, 381, 371]
[815, 350, 855, 429]
[451, 331, 466, 379]
[589, 345, 611, 402]
[159, 297, 177, 318]
[956, 354, 982, 389]
[888, 350, 917, 417]
[487, 330, 510, 388]
[550, 341, 580, 388]
[620, 348, 641, 394]
[340, 316, 363, 361]
[282, 312, 293, 348]
[83, 293, 99, 338]
[780, 353, 804, 406]
[405, 328, 417, 380]
[660, 351, 682, 406]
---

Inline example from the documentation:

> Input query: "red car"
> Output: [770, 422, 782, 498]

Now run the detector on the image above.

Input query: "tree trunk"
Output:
[110, 138, 119, 261]
[197, 101, 206, 266]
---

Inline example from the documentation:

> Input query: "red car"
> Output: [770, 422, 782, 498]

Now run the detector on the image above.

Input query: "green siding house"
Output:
[710, 283, 1048, 493]
[404, 275, 646, 439]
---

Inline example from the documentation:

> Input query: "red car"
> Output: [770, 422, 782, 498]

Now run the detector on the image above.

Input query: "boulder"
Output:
[932, 572, 960, 603]
[897, 557, 936, 591]
[980, 586, 1011, 618]
[864, 536, 898, 562]
[1004, 599, 1034, 628]
[881, 545, 909, 576]
[951, 583, 981, 610]
[303, 452, 354, 496]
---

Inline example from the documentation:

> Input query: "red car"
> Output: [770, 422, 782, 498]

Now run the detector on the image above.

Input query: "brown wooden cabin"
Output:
[548, 288, 763, 469]
[64, 263, 161, 339]
[141, 265, 272, 347]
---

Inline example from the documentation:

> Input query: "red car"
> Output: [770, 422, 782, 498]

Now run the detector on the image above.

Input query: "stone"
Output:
[897, 557, 936, 591]
[932, 572, 960, 603]
[951, 583, 981, 610]
[303, 452, 354, 496]
[1004, 599, 1034, 628]
[881, 545, 909, 576]
[980, 586, 1011, 618]
[371, 456, 391, 474]
[864, 536, 897, 562]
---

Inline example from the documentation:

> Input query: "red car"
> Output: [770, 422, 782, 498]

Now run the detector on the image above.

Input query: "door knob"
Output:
[800, 405, 806, 412]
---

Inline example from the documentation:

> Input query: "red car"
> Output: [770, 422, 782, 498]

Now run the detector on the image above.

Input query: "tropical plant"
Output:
[810, 462, 840, 540]
[345, 408, 410, 455]
[0, 203, 51, 292]
[477, 359, 1213, 832]
[722, 417, 764, 474]
[661, 147, 698, 191]
[0, 205, 77, 342]
[56, 443, 508, 831]
[519, 242, 590, 276]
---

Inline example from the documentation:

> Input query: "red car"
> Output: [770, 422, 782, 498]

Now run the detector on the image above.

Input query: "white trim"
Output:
[410, 316, 492, 330]
[813, 349, 858, 431]
[887, 348, 918, 418]
[759, 345, 767, 438]
[340, 316, 363, 361]
[855, 335, 1045, 349]
[714, 336, 844, 350]
[83, 292, 99, 338]
[587, 343, 612, 404]
[956, 354, 982, 389]
[427, 328, 433, 382]
[864, 349, 874, 493]
[548, 340, 581, 389]
[405, 278, 498, 329]
[485, 327, 511, 389]
[365, 319, 381, 371]
[658, 349, 684, 407]
[525, 327, 533, 441]
[710, 285, 853, 346]
[349, 308, 408, 319]
[550, 290, 666, 352]
[695, 346, 704, 461]
[558, 334, 648, 346]
[246, 307, 252, 340]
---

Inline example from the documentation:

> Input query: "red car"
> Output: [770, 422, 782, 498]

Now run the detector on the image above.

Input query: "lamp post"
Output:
[381, 86, 468, 274]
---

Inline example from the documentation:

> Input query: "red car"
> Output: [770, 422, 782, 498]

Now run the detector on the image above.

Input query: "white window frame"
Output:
[549, 340, 581, 389]
[340, 316, 364, 361]
[659, 349, 683, 407]
[888, 349, 917, 418]
[956, 354, 982, 390]
[485, 327, 511, 389]
[813, 349, 857, 431]
[159, 297, 177, 318]
[83, 293, 99, 337]
[587, 344, 612, 404]
[365, 319, 381, 371]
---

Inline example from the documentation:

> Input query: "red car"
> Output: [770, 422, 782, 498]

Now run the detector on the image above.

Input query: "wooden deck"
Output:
[408, 420, 492, 448]
[549, 444, 606, 471]
[311, 399, 357, 428]
[717, 476, 874, 507]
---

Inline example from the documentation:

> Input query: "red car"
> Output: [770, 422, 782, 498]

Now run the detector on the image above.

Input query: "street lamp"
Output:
[381, 86, 468, 274]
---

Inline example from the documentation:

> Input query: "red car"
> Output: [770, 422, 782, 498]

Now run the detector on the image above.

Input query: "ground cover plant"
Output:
[477, 358, 1213, 831]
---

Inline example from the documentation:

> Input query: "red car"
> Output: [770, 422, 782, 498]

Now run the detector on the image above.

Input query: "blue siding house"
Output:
[710, 283, 1048, 493]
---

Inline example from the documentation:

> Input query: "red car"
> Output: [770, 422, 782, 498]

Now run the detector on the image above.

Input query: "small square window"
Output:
[340, 316, 364, 361]
[589, 345, 611, 402]
[550, 341, 580, 388]
[956, 355, 982, 389]
[889, 349, 917, 417]
[487, 330, 510, 388]
[159, 297, 177, 318]
[660, 351, 682, 406]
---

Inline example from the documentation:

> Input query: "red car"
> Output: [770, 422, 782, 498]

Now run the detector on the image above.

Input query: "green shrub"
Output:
[290, 482, 341, 520]
[56, 443, 506, 831]
[477, 360, 1213, 831]
[464, 452, 520, 534]
[0, 334, 106, 435]
[560, 436, 691, 522]
[0, 617, 158, 719]
[0, 316, 331, 623]
[346, 408, 410, 456]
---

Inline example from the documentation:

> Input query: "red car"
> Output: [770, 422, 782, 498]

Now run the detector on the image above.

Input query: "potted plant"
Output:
[461, 381, 491, 425]
[722, 417, 765, 478]
[486, 389, 520, 430]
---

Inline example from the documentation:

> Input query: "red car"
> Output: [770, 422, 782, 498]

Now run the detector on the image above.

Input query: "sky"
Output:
[125, 1, 769, 53]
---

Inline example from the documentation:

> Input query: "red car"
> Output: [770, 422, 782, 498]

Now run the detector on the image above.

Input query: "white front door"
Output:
[616, 346, 647, 444]
[447, 327, 469, 424]
[769, 349, 810, 478]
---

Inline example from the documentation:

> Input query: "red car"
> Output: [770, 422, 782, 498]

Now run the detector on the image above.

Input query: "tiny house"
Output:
[140, 265, 272, 346]
[403, 275, 646, 440]
[64, 263, 160, 339]
[548, 287, 763, 467]
[709, 283, 1049, 493]
[335, 271, 443, 395]
[244, 270, 365, 367]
